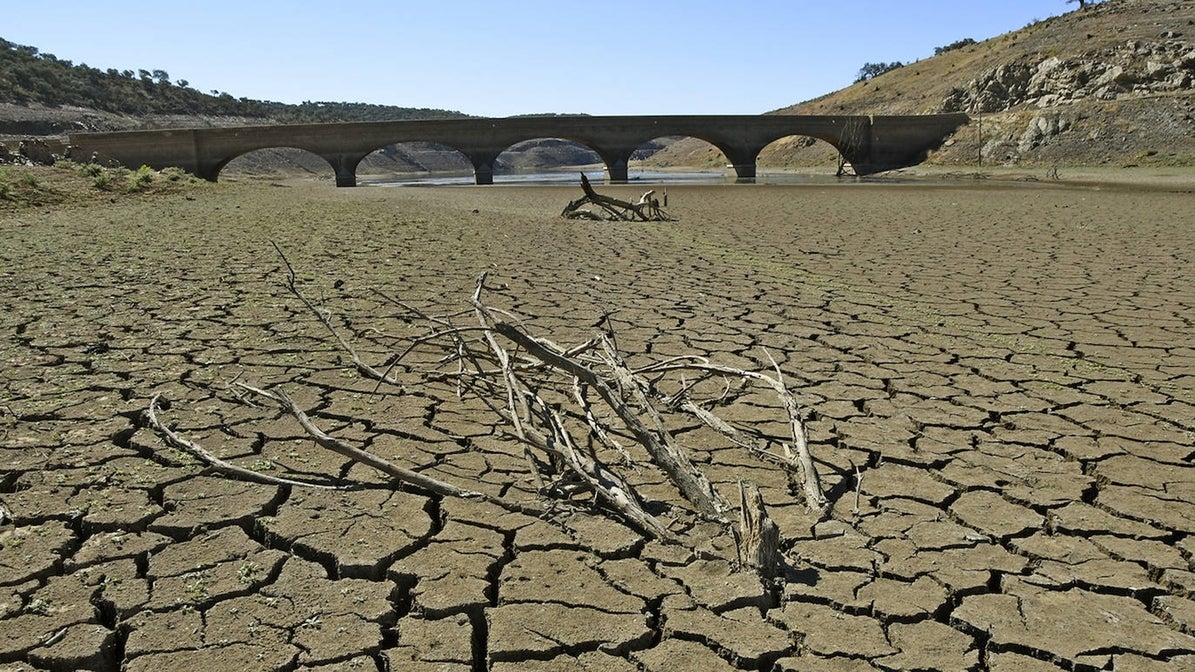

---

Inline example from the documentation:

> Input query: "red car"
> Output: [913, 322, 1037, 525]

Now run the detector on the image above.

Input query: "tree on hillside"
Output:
[1068, 0, 1087, 8]
[0, 36, 468, 122]
[855, 61, 904, 83]
[935, 38, 976, 55]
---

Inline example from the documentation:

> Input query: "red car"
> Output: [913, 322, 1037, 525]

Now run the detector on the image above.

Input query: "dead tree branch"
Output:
[272, 242, 406, 389]
[489, 322, 732, 520]
[144, 393, 344, 490]
[634, 355, 828, 512]
[561, 174, 675, 221]
[235, 383, 493, 502]
[145, 251, 830, 559]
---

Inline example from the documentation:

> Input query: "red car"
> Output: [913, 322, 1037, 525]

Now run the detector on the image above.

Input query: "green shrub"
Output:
[855, 61, 904, 83]
[92, 169, 112, 191]
[0, 169, 11, 200]
[76, 162, 105, 178]
[160, 166, 190, 182]
[127, 164, 155, 192]
[97, 166, 129, 192]
[20, 171, 38, 188]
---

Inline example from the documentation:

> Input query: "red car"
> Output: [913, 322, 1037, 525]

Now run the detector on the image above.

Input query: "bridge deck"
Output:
[69, 113, 969, 186]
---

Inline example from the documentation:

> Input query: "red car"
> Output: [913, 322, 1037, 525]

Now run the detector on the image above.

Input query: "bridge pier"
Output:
[196, 160, 222, 183]
[323, 152, 367, 188]
[721, 144, 763, 184]
[730, 163, 757, 183]
[465, 150, 500, 185]
[597, 148, 635, 184]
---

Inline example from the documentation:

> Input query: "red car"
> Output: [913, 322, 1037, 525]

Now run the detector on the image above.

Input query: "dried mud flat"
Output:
[2, 177, 1194, 671]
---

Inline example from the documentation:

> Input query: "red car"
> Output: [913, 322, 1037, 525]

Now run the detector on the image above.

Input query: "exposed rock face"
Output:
[731, 0, 1195, 168]
[1017, 114, 1071, 154]
[944, 38, 1195, 114]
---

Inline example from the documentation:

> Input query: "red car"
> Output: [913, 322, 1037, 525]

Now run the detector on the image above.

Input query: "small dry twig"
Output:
[273, 242, 406, 389]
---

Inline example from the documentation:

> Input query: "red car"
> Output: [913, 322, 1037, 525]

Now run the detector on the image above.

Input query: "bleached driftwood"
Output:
[561, 173, 675, 221]
[144, 247, 829, 560]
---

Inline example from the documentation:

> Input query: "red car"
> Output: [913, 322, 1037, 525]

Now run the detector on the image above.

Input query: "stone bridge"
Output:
[68, 114, 969, 186]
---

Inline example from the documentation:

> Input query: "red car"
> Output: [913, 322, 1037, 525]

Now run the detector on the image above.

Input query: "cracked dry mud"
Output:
[2, 178, 1194, 671]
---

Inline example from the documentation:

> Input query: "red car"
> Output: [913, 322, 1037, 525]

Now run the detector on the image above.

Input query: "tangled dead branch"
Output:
[143, 246, 827, 574]
[561, 173, 675, 221]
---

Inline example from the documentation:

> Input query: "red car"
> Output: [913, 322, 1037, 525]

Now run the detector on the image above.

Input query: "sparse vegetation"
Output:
[127, 165, 155, 192]
[0, 162, 206, 209]
[935, 38, 976, 55]
[237, 561, 263, 584]
[23, 598, 50, 615]
[855, 61, 905, 83]
[0, 37, 466, 123]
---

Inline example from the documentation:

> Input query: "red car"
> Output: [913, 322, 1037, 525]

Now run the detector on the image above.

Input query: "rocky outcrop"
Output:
[0, 137, 68, 165]
[944, 38, 1195, 113]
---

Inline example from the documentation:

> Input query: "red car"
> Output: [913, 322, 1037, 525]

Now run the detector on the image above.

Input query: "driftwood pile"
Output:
[145, 246, 826, 578]
[561, 173, 674, 221]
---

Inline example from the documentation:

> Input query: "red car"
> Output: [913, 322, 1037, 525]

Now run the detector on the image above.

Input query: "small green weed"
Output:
[92, 169, 112, 191]
[127, 165, 155, 192]
[24, 598, 51, 615]
[76, 162, 105, 178]
[237, 561, 263, 584]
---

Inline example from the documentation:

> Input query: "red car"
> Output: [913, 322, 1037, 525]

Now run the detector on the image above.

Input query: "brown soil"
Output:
[2, 173, 1194, 671]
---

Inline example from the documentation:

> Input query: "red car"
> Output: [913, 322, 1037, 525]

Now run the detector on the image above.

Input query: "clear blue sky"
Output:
[7, 1, 1075, 116]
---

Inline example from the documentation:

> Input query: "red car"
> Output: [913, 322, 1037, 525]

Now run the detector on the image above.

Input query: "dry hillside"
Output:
[652, 0, 1195, 170]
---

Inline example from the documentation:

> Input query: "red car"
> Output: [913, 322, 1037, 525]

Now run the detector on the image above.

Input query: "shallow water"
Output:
[361, 169, 885, 187]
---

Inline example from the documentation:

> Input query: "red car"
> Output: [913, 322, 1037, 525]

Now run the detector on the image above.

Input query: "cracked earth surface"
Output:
[1, 179, 1194, 671]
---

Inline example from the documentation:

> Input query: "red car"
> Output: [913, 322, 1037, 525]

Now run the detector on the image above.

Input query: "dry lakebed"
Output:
[2, 175, 1195, 671]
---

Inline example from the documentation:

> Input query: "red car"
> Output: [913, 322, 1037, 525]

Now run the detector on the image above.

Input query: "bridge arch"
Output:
[756, 134, 850, 175]
[642, 131, 760, 181]
[627, 135, 729, 178]
[491, 138, 601, 182]
[221, 146, 331, 179]
[551, 132, 745, 183]
[211, 145, 347, 183]
[357, 141, 472, 183]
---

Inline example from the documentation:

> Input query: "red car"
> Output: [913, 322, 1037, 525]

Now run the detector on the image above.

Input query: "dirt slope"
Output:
[652, 0, 1195, 170]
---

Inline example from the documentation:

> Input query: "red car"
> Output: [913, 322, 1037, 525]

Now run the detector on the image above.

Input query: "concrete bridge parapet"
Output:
[69, 114, 969, 187]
